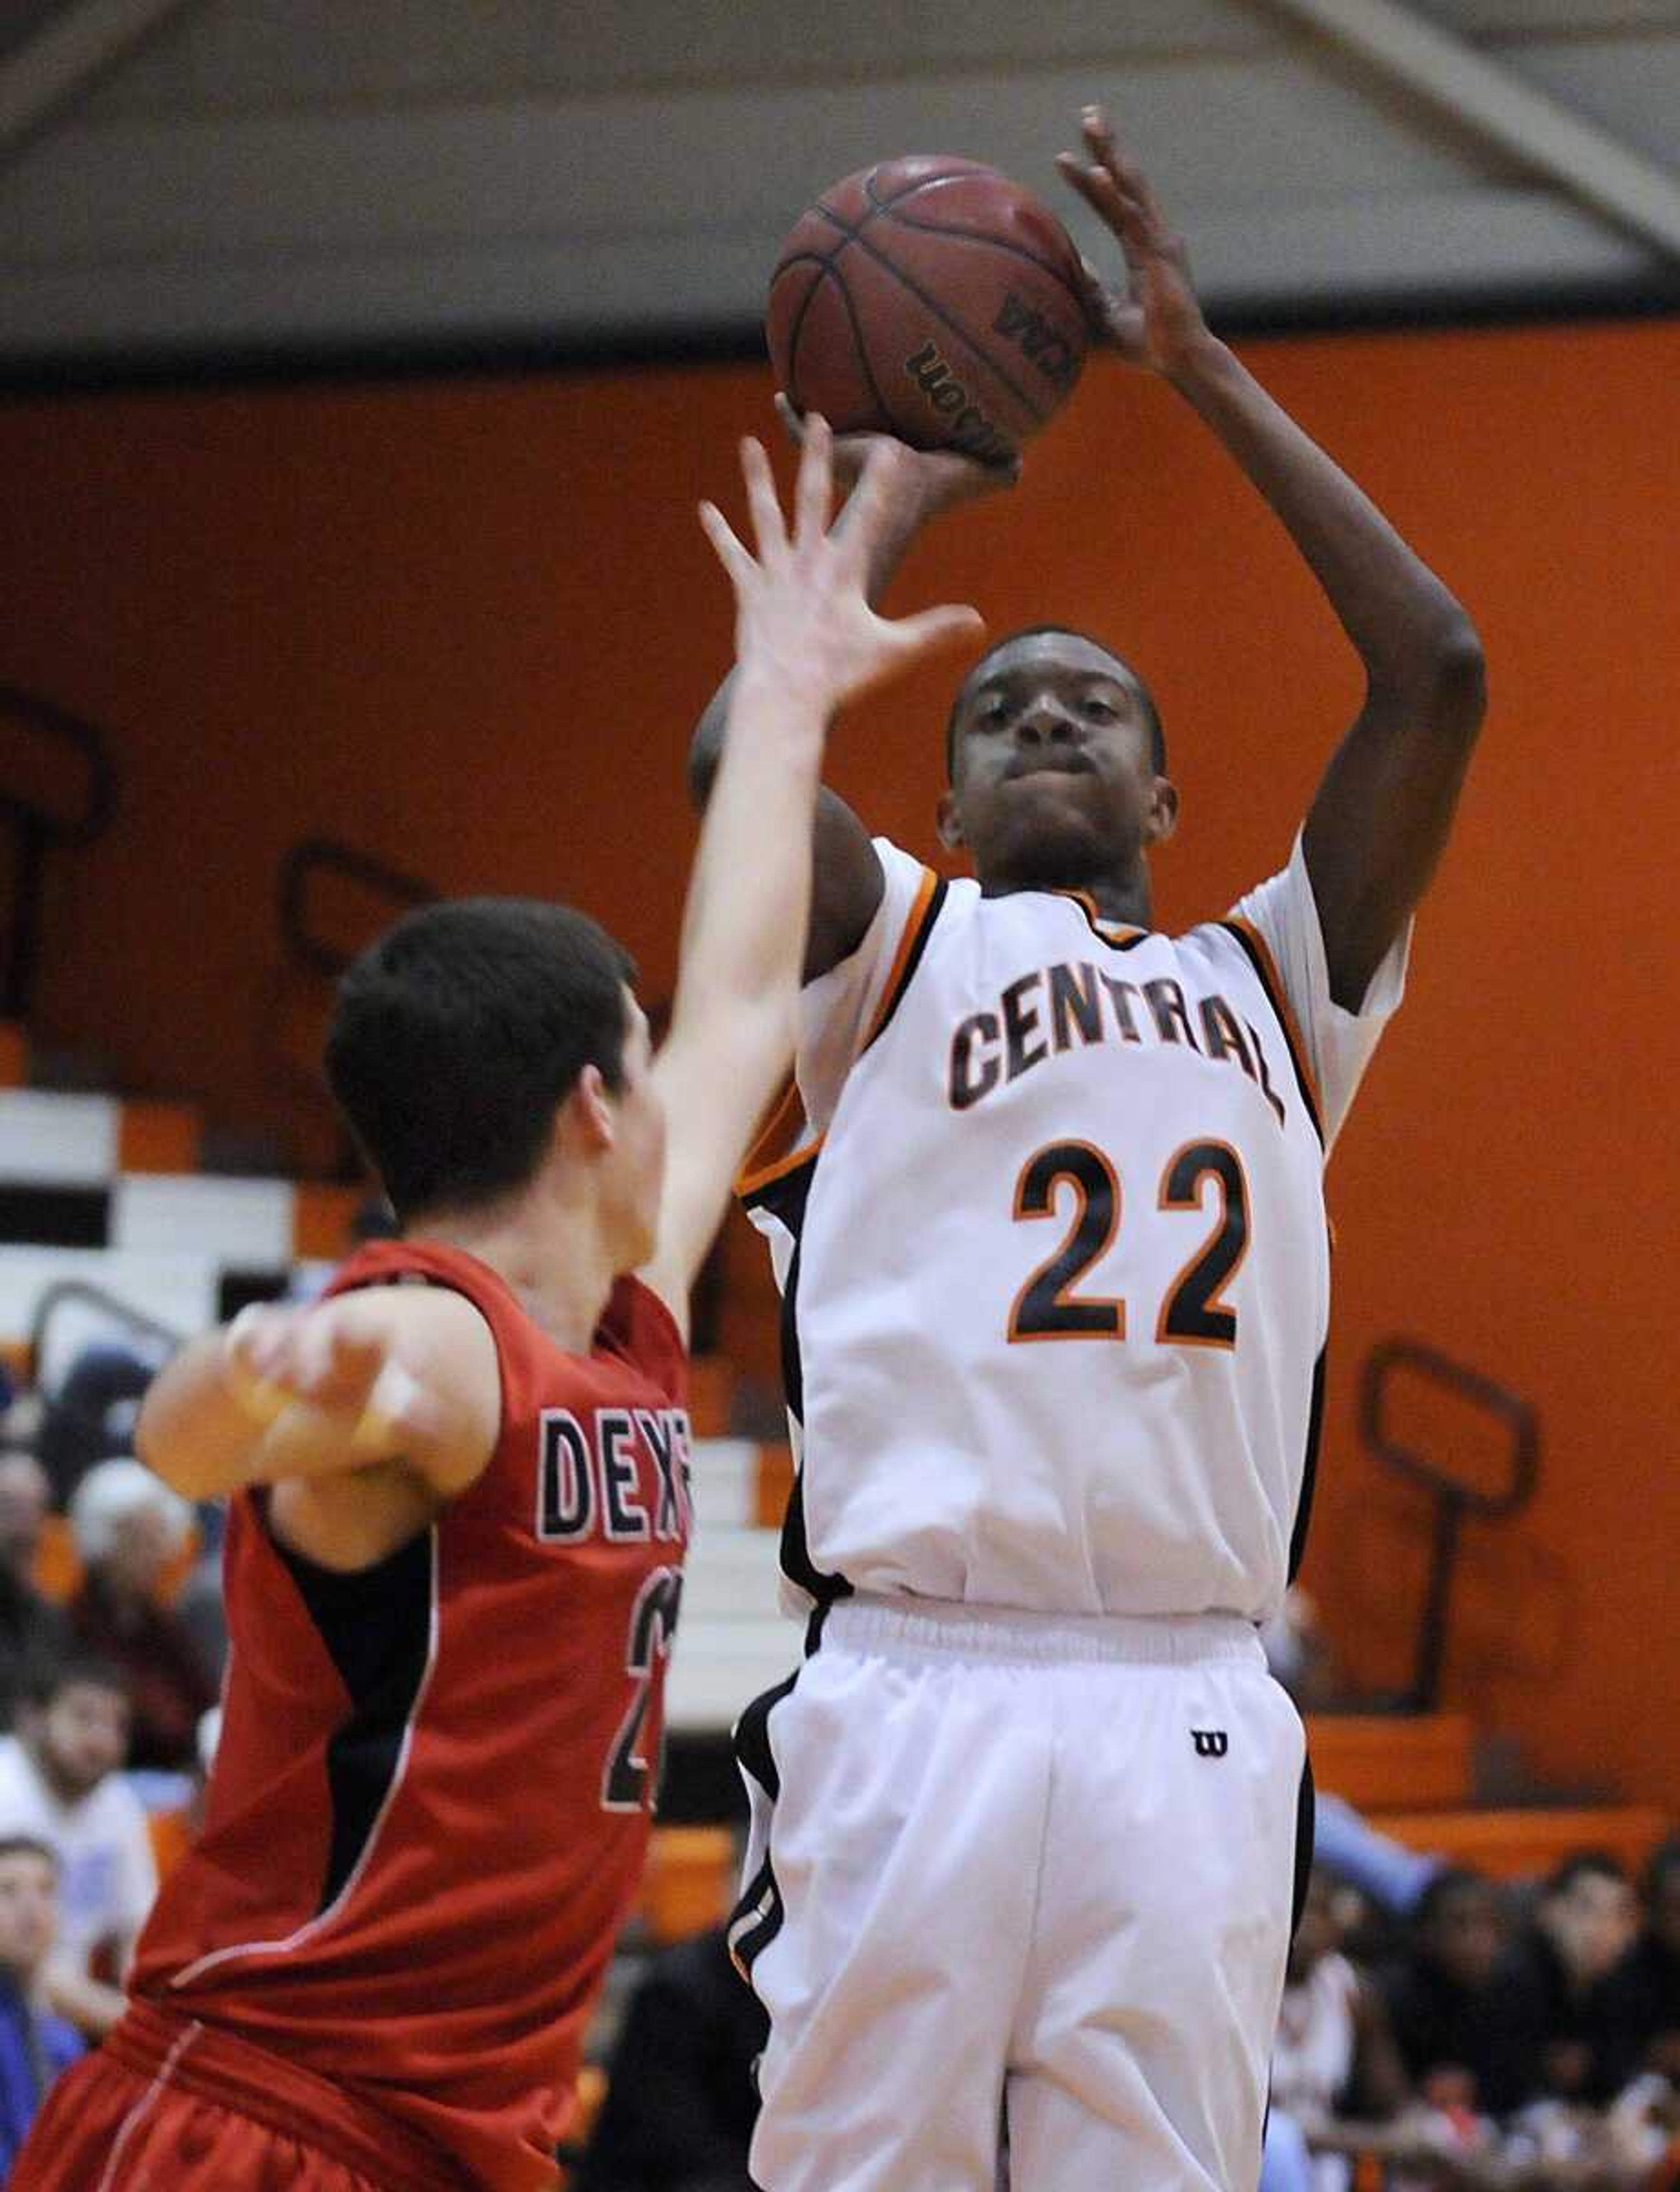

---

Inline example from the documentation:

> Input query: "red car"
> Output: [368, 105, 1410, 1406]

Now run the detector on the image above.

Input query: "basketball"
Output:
[766, 156, 1090, 464]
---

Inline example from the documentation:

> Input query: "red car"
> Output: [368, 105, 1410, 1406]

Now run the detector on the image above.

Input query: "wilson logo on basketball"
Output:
[903, 341, 1015, 466]
[994, 293, 1082, 389]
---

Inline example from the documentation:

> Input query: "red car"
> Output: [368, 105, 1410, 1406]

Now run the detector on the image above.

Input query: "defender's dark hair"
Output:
[944, 624, 1167, 780]
[326, 897, 635, 1226]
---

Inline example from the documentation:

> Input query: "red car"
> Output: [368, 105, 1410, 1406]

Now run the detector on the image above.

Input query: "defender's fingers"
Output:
[832, 438, 908, 577]
[887, 603, 987, 661]
[774, 391, 805, 447]
[740, 436, 788, 565]
[793, 413, 834, 550]
[698, 500, 755, 591]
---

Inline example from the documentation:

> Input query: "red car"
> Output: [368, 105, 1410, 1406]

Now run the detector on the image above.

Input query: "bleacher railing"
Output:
[0, 683, 119, 1018]
[1358, 1337, 1540, 1713]
[276, 835, 437, 979]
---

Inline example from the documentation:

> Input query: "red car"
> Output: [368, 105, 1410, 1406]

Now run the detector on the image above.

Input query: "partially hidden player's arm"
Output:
[1060, 109, 1486, 1011]
[643, 422, 982, 1333]
[136, 1285, 500, 1507]
[687, 406, 1015, 985]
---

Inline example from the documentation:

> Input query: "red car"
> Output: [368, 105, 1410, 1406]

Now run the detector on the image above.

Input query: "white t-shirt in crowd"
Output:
[0, 1733, 157, 1979]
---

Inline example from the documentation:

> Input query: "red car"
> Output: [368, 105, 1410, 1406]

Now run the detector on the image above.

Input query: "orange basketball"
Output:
[767, 156, 1089, 464]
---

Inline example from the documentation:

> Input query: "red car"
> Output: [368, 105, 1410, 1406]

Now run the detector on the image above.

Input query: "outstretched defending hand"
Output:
[700, 415, 984, 714]
[1056, 106, 1211, 379]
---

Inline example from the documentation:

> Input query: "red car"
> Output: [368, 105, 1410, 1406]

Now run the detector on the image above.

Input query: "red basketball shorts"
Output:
[12, 2000, 467, 2192]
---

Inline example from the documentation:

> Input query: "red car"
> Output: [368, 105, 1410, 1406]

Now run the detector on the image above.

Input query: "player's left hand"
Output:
[1055, 105, 1212, 378]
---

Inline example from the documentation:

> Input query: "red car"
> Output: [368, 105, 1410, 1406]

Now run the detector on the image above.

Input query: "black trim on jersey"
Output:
[728, 1669, 798, 1986]
[861, 876, 949, 1056]
[746, 1155, 855, 1613]
[734, 1668, 795, 1805]
[270, 1515, 433, 1914]
[1214, 921, 1325, 1148]
[1288, 1345, 1327, 1585]
[1289, 1752, 1317, 1946]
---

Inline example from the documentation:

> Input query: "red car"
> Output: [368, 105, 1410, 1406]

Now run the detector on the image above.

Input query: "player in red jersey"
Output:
[11, 425, 980, 2192]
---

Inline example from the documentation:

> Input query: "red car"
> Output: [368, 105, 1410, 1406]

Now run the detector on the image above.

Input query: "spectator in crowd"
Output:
[1381, 1866, 1511, 2109]
[574, 1923, 767, 2192]
[65, 1457, 215, 1772]
[1603, 1837, 1680, 2089]
[1491, 1851, 1640, 2112]
[0, 1836, 84, 2175]
[0, 1454, 69, 1731]
[1265, 1868, 1412, 2192]
[36, 1341, 159, 1507]
[170, 1513, 229, 1691]
[0, 1657, 157, 2037]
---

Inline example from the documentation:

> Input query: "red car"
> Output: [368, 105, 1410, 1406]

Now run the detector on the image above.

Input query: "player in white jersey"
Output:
[692, 111, 1486, 2192]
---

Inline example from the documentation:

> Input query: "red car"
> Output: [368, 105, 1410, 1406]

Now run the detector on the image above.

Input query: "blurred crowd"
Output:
[0, 1345, 1675, 2187]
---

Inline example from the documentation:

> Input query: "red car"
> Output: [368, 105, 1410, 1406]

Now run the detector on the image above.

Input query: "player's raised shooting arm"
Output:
[1060, 109, 1486, 1012]
[647, 424, 982, 1330]
[687, 407, 1015, 984]
[136, 1287, 500, 1505]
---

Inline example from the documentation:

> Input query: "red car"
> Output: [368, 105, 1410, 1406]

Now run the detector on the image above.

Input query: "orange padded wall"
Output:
[2, 316, 1676, 1807]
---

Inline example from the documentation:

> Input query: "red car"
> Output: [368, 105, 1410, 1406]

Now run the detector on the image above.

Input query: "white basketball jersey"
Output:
[742, 835, 1408, 1624]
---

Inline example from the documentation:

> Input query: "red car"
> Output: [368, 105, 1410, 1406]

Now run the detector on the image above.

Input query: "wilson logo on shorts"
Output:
[1190, 1729, 1229, 1758]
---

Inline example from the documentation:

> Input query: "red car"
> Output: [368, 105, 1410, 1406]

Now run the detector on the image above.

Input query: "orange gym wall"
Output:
[2, 319, 1676, 1811]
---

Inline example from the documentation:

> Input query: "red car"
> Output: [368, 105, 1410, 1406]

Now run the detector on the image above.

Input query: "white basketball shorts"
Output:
[730, 1595, 1312, 2192]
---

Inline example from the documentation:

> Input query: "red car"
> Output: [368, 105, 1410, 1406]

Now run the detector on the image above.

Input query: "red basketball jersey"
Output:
[129, 1240, 692, 2190]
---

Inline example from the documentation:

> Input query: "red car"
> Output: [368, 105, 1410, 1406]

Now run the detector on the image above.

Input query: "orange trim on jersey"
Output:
[735, 1080, 823, 1200]
[1053, 888, 1147, 949]
[1222, 914, 1326, 1139]
[739, 865, 942, 1201]
[859, 863, 941, 1052]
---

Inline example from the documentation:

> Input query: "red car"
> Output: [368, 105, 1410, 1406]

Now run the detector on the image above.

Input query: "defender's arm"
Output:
[687, 411, 1015, 985]
[136, 1286, 500, 1505]
[644, 427, 982, 1333]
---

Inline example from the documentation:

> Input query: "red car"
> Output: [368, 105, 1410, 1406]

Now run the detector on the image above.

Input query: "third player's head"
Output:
[937, 627, 1177, 895]
[327, 898, 665, 1270]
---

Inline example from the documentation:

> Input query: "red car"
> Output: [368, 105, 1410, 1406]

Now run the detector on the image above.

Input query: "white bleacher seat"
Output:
[686, 1437, 760, 1530]
[0, 1091, 119, 1182]
[666, 1615, 799, 1732]
[678, 1524, 783, 1621]
[0, 1248, 218, 1368]
[112, 1175, 297, 1263]
[668, 1473, 796, 1731]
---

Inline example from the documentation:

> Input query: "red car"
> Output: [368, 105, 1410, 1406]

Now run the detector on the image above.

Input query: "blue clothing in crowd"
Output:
[0, 1973, 84, 2176]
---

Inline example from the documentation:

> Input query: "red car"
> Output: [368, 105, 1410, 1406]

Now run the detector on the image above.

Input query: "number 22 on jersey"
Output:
[1009, 1138, 1250, 1350]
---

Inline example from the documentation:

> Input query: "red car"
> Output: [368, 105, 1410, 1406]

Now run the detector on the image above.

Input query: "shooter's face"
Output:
[938, 633, 1175, 892]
